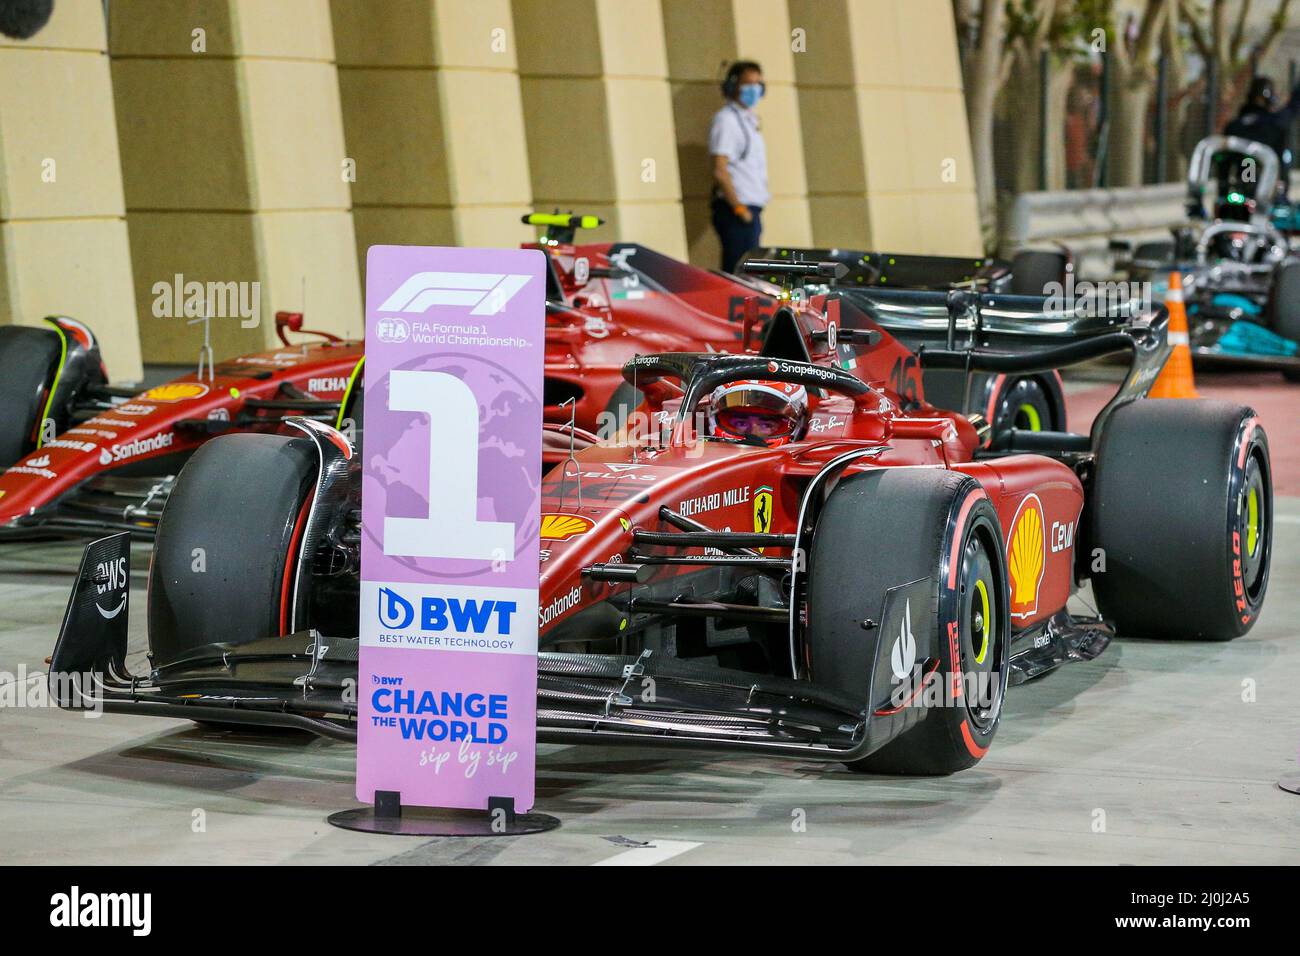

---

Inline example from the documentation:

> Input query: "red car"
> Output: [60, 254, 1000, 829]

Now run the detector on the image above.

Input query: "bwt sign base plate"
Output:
[328, 792, 560, 836]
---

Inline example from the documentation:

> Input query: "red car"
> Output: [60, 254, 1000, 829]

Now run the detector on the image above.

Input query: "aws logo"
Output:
[1007, 494, 1046, 620]
[94, 555, 128, 620]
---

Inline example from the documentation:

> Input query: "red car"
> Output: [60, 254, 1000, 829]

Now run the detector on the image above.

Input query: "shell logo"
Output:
[140, 382, 209, 403]
[1007, 493, 1046, 619]
[540, 513, 594, 542]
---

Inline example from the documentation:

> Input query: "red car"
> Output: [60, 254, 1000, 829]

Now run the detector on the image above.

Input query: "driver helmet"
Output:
[708, 379, 809, 447]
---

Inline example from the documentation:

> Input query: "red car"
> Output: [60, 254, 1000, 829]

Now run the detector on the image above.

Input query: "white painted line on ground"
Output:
[1276, 515, 1300, 525]
[593, 840, 702, 866]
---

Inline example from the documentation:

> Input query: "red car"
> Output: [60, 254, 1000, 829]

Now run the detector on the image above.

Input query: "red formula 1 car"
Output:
[51, 277, 1272, 774]
[0, 215, 1059, 543]
[540, 215, 1071, 442]
[0, 313, 364, 540]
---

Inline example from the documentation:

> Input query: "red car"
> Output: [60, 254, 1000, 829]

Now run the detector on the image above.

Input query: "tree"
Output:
[956, 0, 1009, 248]
[1001, 0, 1113, 193]
[1181, 0, 1295, 130]
[1106, 0, 1174, 186]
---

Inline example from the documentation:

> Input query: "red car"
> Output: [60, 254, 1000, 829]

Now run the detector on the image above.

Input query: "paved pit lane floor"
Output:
[0, 369, 1297, 865]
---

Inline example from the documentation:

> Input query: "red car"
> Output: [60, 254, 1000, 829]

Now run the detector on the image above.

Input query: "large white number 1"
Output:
[382, 369, 515, 560]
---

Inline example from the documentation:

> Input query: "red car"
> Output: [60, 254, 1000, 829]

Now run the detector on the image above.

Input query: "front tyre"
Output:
[149, 433, 319, 666]
[1089, 401, 1271, 640]
[806, 469, 1010, 775]
[0, 325, 63, 467]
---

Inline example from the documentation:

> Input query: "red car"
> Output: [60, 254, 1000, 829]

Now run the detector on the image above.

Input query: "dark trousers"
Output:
[711, 199, 763, 274]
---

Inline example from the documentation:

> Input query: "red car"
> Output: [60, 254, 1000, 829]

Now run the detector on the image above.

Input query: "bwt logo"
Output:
[378, 271, 532, 316]
[378, 587, 516, 635]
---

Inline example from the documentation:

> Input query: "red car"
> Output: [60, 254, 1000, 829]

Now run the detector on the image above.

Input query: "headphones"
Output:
[721, 60, 765, 99]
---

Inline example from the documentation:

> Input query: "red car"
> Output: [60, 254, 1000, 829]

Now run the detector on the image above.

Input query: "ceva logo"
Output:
[378, 271, 532, 316]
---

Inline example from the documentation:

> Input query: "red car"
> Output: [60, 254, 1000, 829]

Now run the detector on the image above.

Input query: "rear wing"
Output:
[834, 288, 1170, 449]
[740, 246, 1008, 289]
[837, 286, 1155, 348]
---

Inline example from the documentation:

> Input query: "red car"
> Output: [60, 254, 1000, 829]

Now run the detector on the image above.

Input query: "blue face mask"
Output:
[738, 83, 763, 109]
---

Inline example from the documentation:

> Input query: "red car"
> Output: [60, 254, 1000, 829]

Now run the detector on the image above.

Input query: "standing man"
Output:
[710, 60, 769, 274]
[1224, 75, 1300, 199]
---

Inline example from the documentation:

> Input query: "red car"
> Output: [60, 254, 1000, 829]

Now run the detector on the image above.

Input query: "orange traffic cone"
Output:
[1148, 270, 1199, 399]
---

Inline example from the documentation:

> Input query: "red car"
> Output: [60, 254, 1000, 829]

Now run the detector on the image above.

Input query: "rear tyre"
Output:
[807, 469, 1009, 775]
[1089, 401, 1271, 640]
[1009, 250, 1068, 296]
[1266, 258, 1300, 343]
[149, 434, 318, 666]
[987, 374, 1062, 443]
[0, 325, 62, 467]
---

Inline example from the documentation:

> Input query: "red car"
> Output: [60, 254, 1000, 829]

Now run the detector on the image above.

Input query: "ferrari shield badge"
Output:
[753, 486, 773, 552]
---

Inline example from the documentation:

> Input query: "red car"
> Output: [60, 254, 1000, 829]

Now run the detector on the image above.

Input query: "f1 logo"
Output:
[378, 271, 532, 316]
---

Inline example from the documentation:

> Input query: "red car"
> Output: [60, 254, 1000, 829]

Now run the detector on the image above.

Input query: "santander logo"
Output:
[99, 432, 175, 465]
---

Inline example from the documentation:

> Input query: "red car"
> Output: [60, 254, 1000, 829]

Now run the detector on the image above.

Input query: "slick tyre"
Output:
[1266, 258, 1300, 343]
[1266, 260, 1300, 381]
[149, 434, 319, 666]
[807, 469, 1009, 775]
[985, 374, 1063, 444]
[1089, 401, 1271, 640]
[1009, 250, 1068, 296]
[0, 325, 63, 467]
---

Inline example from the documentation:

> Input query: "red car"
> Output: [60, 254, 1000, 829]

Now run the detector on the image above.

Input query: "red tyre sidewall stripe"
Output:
[950, 486, 992, 758]
[278, 492, 315, 636]
[947, 487, 987, 590]
[961, 720, 989, 758]
[1232, 416, 1261, 627]
[983, 374, 1007, 430]
[1236, 416, 1258, 469]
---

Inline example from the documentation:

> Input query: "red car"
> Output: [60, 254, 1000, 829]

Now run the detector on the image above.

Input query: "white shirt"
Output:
[709, 103, 770, 208]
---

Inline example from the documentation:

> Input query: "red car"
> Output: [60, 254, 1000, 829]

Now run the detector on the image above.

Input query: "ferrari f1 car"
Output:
[1123, 134, 1300, 379]
[0, 312, 365, 540]
[1, 214, 1069, 542]
[50, 274, 1272, 774]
